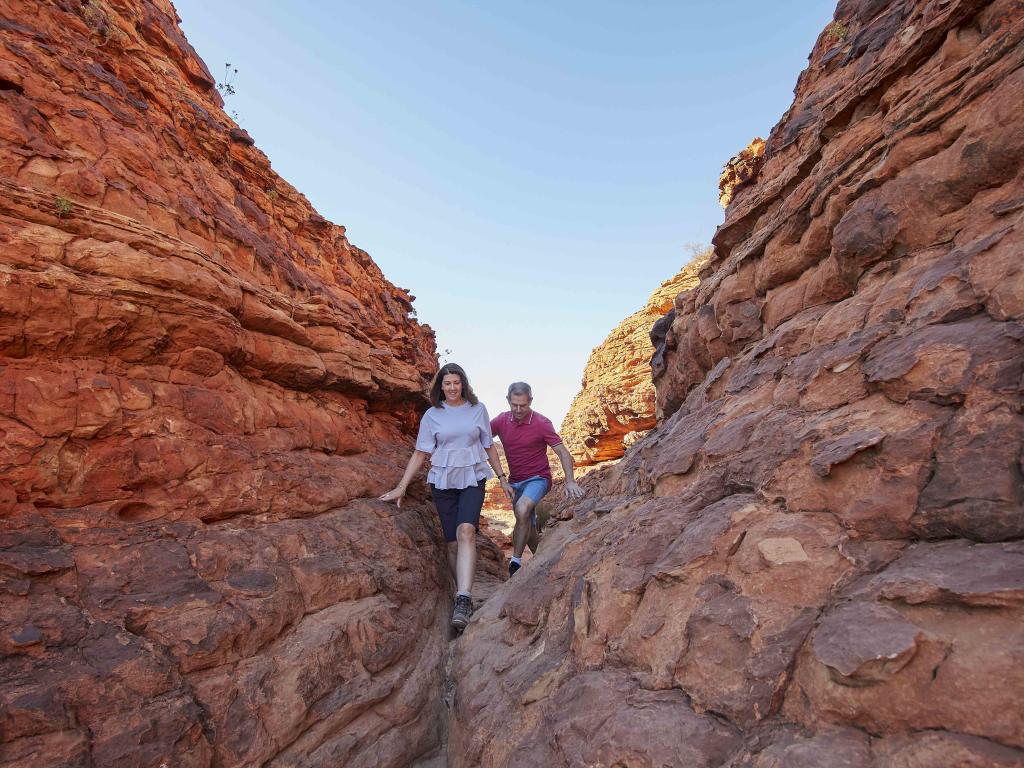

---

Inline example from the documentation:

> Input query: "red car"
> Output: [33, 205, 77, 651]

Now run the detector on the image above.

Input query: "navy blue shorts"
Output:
[430, 481, 485, 542]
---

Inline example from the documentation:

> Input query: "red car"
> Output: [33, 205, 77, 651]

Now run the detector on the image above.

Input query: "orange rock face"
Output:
[560, 256, 706, 466]
[452, 1, 1024, 765]
[0, 2, 454, 766]
[718, 136, 766, 208]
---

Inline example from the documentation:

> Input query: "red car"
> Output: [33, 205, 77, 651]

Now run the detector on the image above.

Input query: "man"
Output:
[490, 382, 585, 576]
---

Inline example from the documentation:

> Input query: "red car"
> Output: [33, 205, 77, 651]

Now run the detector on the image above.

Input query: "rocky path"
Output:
[411, 529, 510, 767]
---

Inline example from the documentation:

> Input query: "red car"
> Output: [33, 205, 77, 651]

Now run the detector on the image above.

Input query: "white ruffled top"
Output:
[415, 401, 494, 490]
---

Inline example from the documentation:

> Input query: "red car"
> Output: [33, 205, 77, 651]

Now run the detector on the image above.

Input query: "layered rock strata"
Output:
[719, 137, 766, 208]
[0, 2, 451, 766]
[451, 1, 1024, 766]
[560, 255, 707, 466]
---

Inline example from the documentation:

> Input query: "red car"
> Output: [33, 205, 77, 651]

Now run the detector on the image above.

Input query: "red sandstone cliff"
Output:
[560, 252, 708, 467]
[452, 1, 1024, 766]
[719, 137, 766, 208]
[0, 2, 455, 766]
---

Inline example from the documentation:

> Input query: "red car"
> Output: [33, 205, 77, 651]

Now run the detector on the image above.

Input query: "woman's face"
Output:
[442, 373, 463, 402]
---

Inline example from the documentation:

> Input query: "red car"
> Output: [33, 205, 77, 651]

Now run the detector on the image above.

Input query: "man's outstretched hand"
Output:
[563, 480, 585, 500]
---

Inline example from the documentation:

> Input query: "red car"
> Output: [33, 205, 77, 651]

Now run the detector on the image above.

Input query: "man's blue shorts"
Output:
[510, 475, 550, 527]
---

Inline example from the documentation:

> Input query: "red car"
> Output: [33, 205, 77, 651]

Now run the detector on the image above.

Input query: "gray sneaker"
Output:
[451, 594, 473, 630]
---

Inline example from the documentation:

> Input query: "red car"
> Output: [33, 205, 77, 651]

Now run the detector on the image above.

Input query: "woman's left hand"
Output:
[499, 477, 513, 502]
[379, 487, 406, 507]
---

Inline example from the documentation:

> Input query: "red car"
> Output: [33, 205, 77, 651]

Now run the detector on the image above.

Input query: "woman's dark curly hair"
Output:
[429, 363, 478, 408]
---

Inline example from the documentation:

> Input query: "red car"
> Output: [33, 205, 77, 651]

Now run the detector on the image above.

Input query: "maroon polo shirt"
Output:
[490, 410, 562, 483]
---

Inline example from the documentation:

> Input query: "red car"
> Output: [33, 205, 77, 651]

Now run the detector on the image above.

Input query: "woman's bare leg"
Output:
[455, 523, 477, 594]
[447, 541, 458, 581]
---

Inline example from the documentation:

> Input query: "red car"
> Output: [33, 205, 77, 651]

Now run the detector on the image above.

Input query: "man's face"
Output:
[508, 393, 532, 422]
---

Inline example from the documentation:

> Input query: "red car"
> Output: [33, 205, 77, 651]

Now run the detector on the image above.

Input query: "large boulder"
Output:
[451, 1, 1024, 765]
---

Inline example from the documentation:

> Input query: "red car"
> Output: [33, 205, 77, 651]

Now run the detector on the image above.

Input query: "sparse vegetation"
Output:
[266, 188, 278, 200]
[826, 20, 849, 42]
[54, 196, 74, 219]
[80, 0, 125, 46]
[683, 241, 713, 264]
[217, 64, 241, 122]
[217, 63, 238, 98]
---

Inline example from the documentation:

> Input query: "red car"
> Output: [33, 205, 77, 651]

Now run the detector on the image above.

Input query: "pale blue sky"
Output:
[175, 0, 836, 426]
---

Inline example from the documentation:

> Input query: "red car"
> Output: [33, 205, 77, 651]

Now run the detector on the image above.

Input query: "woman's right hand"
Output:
[379, 487, 406, 507]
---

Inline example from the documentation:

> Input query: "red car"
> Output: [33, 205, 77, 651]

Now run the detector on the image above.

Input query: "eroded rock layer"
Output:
[0, 2, 449, 766]
[560, 257, 706, 466]
[452, 1, 1024, 766]
[719, 137, 766, 208]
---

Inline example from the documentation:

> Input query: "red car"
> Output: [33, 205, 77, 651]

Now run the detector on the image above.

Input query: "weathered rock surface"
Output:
[561, 256, 706, 466]
[719, 137, 766, 208]
[451, 1, 1024, 765]
[0, 2, 454, 766]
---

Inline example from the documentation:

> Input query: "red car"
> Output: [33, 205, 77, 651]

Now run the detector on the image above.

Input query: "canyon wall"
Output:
[560, 257, 706, 467]
[0, 1, 451, 766]
[452, 1, 1024, 766]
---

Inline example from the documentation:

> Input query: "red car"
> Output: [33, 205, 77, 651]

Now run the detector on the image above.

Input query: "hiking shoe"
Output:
[451, 594, 473, 631]
[508, 559, 521, 577]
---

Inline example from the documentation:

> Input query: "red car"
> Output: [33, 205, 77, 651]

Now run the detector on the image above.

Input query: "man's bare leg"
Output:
[527, 523, 541, 554]
[512, 496, 535, 558]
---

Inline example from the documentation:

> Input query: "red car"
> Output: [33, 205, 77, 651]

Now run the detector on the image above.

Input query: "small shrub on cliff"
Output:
[54, 196, 74, 219]
[683, 242, 713, 265]
[826, 20, 849, 42]
[217, 63, 238, 98]
[80, 0, 125, 46]
[217, 64, 241, 122]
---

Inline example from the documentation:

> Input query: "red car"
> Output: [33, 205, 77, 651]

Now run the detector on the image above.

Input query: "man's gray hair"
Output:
[507, 381, 533, 400]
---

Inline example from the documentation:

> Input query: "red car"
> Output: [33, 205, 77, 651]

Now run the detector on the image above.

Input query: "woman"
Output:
[380, 363, 512, 630]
